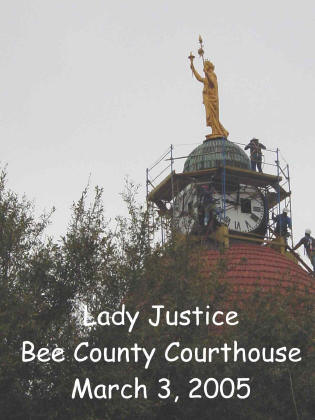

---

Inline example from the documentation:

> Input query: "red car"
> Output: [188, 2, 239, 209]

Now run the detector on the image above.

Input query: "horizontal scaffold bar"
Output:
[147, 165, 285, 206]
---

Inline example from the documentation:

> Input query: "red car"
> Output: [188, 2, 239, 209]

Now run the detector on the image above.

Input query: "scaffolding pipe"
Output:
[170, 144, 175, 220]
[146, 167, 151, 246]
[148, 147, 172, 171]
[146, 140, 293, 249]
[151, 163, 172, 183]
[287, 164, 294, 247]
[222, 138, 226, 219]
[276, 148, 282, 235]
[146, 168, 149, 199]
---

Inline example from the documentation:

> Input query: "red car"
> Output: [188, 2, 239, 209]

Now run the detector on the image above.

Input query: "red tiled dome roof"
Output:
[201, 244, 315, 295]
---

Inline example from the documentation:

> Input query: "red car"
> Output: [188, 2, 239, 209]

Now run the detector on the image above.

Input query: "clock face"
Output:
[173, 184, 199, 234]
[214, 184, 266, 233]
[173, 183, 266, 235]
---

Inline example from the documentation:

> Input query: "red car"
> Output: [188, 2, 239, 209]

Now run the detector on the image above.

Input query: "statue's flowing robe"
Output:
[202, 72, 228, 138]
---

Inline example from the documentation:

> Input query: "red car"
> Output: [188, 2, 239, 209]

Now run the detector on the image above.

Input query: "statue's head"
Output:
[204, 60, 215, 72]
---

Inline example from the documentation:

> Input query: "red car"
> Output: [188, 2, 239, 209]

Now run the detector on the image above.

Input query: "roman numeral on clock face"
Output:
[245, 220, 253, 230]
[250, 213, 259, 222]
[234, 221, 241, 230]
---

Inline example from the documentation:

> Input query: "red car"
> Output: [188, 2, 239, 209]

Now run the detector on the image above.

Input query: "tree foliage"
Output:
[0, 169, 313, 420]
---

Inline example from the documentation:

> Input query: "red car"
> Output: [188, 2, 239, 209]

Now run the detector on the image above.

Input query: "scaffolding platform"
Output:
[146, 140, 294, 249]
[148, 165, 289, 210]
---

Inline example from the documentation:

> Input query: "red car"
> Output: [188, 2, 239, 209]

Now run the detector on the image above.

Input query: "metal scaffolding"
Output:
[146, 139, 293, 248]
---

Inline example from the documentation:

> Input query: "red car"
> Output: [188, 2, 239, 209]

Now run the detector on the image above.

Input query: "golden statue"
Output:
[189, 36, 229, 139]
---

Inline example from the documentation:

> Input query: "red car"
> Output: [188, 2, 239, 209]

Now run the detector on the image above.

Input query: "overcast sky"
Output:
[1, 0, 314, 247]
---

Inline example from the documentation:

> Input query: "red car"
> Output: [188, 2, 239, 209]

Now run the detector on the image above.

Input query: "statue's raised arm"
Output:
[189, 53, 204, 83]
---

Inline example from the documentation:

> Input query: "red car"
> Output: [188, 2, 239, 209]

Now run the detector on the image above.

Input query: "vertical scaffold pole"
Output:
[146, 168, 149, 201]
[161, 215, 164, 246]
[287, 164, 293, 247]
[222, 137, 226, 220]
[170, 144, 175, 220]
[276, 148, 281, 235]
[146, 167, 151, 245]
[265, 186, 270, 240]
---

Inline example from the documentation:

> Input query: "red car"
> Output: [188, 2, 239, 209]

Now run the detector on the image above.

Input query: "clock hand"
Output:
[225, 198, 239, 206]
[242, 191, 260, 201]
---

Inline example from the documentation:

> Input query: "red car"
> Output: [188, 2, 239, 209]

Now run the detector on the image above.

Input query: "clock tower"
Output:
[146, 36, 314, 290]
[174, 137, 269, 239]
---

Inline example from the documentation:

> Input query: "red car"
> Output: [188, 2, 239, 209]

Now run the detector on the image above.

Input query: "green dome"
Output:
[183, 137, 250, 172]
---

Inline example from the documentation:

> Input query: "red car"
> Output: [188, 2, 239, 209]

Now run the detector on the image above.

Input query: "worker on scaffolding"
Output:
[272, 207, 292, 239]
[198, 184, 217, 234]
[244, 138, 266, 173]
[292, 229, 315, 272]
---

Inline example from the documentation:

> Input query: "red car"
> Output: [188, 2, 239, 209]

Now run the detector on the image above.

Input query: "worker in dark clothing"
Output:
[244, 138, 266, 173]
[198, 184, 217, 233]
[272, 207, 292, 238]
[292, 229, 315, 271]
